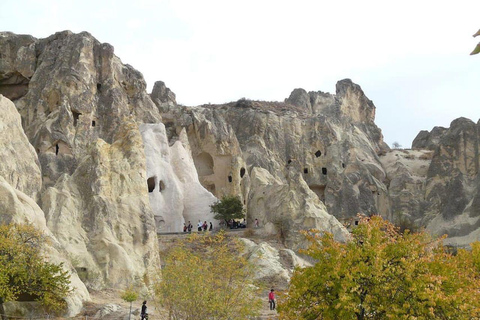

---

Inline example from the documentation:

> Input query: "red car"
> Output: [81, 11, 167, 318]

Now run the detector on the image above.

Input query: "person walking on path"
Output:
[187, 221, 192, 233]
[140, 301, 147, 319]
[269, 289, 276, 310]
[197, 220, 202, 232]
[255, 218, 259, 228]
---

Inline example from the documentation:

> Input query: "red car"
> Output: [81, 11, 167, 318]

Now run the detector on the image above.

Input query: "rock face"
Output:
[383, 117, 480, 247]
[140, 123, 217, 232]
[0, 31, 161, 297]
[153, 77, 390, 245]
[0, 95, 89, 316]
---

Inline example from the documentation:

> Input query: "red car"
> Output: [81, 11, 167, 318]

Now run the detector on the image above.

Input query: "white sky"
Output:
[2, 0, 480, 148]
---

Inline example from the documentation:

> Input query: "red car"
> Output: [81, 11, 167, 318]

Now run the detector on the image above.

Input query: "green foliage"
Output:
[155, 231, 261, 320]
[121, 287, 138, 303]
[278, 216, 480, 320]
[0, 223, 72, 315]
[210, 195, 245, 224]
[471, 29, 480, 55]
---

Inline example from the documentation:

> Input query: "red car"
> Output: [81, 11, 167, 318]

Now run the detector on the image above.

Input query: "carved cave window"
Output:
[55, 144, 59, 155]
[304, 168, 309, 174]
[92, 120, 96, 127]
[228, 175, 233, 183]
[147, 177, 155, 192]
[342, 163, 345, 168]
[240, 167, 246, 178]
[315, 150, 322, 157]
[322, 167, 327, 175]
[73, 111, 81, 127]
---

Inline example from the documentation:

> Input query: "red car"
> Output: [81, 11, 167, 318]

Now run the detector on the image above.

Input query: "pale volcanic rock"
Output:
[150, 79, 389, 248]
[0, 31, 162, 294]
[1, 31, 161, 189]
[240, 238, 311, 289]
[41, 121, 160, 289]
[139, 123, 217, 232]
[379, 149, 432, 223]
[0, 95, 41, 199]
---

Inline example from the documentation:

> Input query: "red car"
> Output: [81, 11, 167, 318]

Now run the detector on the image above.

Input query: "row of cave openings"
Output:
[227, 167, 246, 183]
[72, 110, 96, 128]
[147, 177, 166, 193]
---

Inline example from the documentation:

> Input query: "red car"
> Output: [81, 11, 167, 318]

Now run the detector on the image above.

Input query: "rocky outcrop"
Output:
[0, 95, 89, 315]
[384, 117, 480, 247]
[412, 126, 447, 150]
[153, 78, 390, 240]
[140, 123, 217, 232]
[0, 95, 41, 199]
[240, 238, 311, 290]
[0, 31, 161, 294]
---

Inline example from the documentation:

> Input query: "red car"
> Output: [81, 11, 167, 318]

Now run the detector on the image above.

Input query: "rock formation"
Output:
[0, 31, 163, 309]
[5, 29, 480, 317]
[140, 123, 217, 232]
[0, 94, 89, 316]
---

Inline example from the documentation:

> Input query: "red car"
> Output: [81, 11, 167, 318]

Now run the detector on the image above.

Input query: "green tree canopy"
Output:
[155, 231, 261, 319]
[210, 195, 245, 224]
[0, 223, 72, 318]
[471, 29, 480, 55]
[278, 216, 480, 320]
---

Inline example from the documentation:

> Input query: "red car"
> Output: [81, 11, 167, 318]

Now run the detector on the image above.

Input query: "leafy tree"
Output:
[155, 231, 261, 320]
[210, 195, 245, 225]
[278, 216, 480, 320]
[0, 223, 72, 318]
[121, 286, 138, 320]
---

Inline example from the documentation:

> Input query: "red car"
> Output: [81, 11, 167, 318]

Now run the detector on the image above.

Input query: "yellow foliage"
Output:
[155, 231, 261, 320]
[278, 216, 480, 320]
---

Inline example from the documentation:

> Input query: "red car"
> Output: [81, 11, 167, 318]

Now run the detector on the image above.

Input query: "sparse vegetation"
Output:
[391, 141, 402, 149]
[121, 286, 138, 320]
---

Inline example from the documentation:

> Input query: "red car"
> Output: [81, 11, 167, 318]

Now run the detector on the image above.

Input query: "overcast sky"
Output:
[2, 0, 480, 147]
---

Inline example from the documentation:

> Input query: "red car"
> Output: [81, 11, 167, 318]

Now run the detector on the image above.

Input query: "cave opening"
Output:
[147, 177, 155, 192]
[92, 120, 96, 127]
[228, 175, 233, 183]
[315, 150, 322, 157]
[304, 168, 309, 174]
[55, 144, 59, 155]
[240, 167, 246, 178]
[72, 111, 81, 127]
[322, 167, 327, 175]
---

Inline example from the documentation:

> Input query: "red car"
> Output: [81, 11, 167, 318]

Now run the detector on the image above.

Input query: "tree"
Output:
[278, 216, 480, 320]
[0, 223, 72, 319]
[121, 286, 138, 320]
[391, 141, 402, 149]
[210, 195, 245, 225]
[155, 231, 261, 320]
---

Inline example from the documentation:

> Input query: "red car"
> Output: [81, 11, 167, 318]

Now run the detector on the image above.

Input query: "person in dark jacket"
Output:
[141, 301, 147, 319]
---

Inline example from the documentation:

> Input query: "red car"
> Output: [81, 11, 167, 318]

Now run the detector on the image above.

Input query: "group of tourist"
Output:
[182, 220, 213, 232]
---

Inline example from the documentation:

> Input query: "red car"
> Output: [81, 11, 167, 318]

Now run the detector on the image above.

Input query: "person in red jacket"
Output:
[268, 289, 276, 310]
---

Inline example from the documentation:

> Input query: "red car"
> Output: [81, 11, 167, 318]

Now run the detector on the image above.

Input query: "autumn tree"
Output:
[210, 195, 245, 226]
[278, 216, 480, 320]
[155, 231, 261, 320]
[0, 224, 72, 318]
